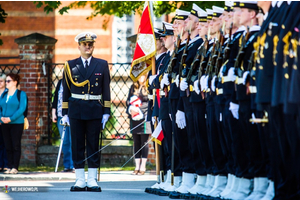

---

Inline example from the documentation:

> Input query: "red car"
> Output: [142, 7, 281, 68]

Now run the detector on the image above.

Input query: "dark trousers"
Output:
[192, 101, 210, 175]
[238, 100, 266, 178]
[1, 123, 23, 170]
[255, 110, 272, 180]
[223, 99, 244, 177]
[133, 134, 150, 159]
[169, 98, 191, 175]
[182, 96, 197, 174]
[0, 126, 8, 169]
[69, 118, 101, 168]
[269, 105, 300, 200]
[161, 118, 181, 175]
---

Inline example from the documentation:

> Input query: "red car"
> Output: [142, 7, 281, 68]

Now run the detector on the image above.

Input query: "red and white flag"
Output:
[130, 1, 156, 82]
[151, 120, 164, 145]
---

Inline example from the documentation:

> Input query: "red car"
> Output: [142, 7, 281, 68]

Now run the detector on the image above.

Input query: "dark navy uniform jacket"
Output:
[236, 28, 260, 102]
[272, 1, 300, 107]
[255, 3, 285, 107]
[222, 28, 245, 103]
[148, 52, 167, 120]
[62, 57, 111, 120]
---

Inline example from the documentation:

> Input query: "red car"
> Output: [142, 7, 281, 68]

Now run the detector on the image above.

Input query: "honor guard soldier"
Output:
[61, 32, 111, 192]
[255, 2, 291, 199]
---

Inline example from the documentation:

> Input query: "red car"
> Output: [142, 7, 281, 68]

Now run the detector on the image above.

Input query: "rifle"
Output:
[215, 29, 225, 75]
[223, 22, 233, 62]
[197, 36, 210, 98]
[234, 26, 250, 77]
[178, 30, 191, 90]
[205, 39, 217, 78]
[163, 34, 181, 97]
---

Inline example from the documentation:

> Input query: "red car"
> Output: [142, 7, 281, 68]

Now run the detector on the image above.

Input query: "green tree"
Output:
[0, 4, 8, 45]
[34, 1, 224, 28]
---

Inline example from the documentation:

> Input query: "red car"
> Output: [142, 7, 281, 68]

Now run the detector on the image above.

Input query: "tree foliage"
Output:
[34, 1, 224, 27]
[0, 4, 8, 45]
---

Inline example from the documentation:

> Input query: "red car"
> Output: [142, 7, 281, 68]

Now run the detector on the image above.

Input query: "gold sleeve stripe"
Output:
[62, 102, 68, 109]
[104, 101, 111, 108]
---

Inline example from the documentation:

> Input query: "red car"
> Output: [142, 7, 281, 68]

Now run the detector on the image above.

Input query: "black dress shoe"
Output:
[145, 187, 152, 193]
[169, 191, 181, 199]
[70, 186, 86, 192]
[86, 186, 102, 192]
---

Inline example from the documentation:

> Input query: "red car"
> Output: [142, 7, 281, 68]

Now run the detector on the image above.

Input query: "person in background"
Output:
[126, 75, 151, 175]
[0, 73, 27, 174]
[52, 78, 74, 172]
[0, 74, 8, 172]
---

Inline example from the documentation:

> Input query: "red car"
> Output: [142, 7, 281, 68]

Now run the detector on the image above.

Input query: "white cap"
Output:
[198, 8, 207, 22]
[75, 32, 97, 43]
[212, 6, 224, 17]
[191, 3, 202, 18]
[175, 9, 190, 20]
[225, 1, 234, 11]
[206, 8, 213, 20]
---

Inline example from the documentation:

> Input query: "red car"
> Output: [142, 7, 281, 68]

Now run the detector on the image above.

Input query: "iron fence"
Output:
[48, 63, 133, 144]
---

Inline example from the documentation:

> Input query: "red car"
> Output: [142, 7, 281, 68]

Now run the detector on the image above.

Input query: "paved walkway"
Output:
[0, 170, 158, 182]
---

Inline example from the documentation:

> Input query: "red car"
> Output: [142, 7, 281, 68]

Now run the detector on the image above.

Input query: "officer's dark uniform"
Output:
[62, 43, 111, 169]
[255, 2, 294, 199]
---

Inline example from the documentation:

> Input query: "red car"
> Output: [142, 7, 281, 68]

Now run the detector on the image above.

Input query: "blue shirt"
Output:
[0, 90, 27, 124]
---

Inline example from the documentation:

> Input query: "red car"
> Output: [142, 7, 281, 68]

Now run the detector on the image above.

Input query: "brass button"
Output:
[282, 24, 285, 29]
[253, 67, 256, 71]
[259, 66, 263, 70]
[91, 91, 93, 94]
[82, 91, 84, 94]
[285, 73, 289, 79]
[293, 65, 297, 70]
[96, 78, 98, 80]
[91, 85, 94, 87]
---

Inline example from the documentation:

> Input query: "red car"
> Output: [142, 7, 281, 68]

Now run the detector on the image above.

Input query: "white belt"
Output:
[71, 93, 102, 100]
[148, 95, 153, 100]
[159, 90, 165, 96]
[236, 77, 244, 85]
[249, 86, 257, 94]
[216, 88, 223, 95]
[222, 76, 235, 83]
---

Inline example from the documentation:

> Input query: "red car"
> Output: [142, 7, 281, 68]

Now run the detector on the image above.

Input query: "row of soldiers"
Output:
[144, 1, 300, 200]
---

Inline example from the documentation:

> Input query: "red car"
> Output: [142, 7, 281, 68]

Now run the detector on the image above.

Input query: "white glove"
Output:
[60, 115, 70, 126]
[229, 102, 239, 119]
[160, 74, 170, 89]
[102, 114, 110, 129]
[149, 75, 157, 85]
[152, 116, 156, 125]
[194, 80, 200, 94]
[204, 75, 209, 90]
[175, 75, 179, 87]
[219, 65, 224, 77]
[151, 116, 159, 125]
[227, 67, 237, 82]
[200, 75, 206, 91]
[175, 110, 186, 129]
[211, 76, 217, 92]
[251, 113, 256, 124]
[243, 71, 250, 85]
[180, 78, 188, 91]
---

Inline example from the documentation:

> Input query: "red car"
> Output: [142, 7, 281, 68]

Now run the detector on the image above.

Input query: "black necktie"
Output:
[85, 60, 89, 69]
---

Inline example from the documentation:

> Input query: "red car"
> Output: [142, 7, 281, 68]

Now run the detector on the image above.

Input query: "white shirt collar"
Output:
[272, 1, 277, 7]
[264, 12, 269, 20]
[236, 26, 246, 33]
[81, 56, 92, 67]
[156, 52, 166, 60]
[249, 25, 261, 32]
[190, 35, 201, 44]
[277, 1, 283, 7]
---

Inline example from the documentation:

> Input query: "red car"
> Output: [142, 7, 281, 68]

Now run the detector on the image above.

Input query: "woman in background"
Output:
[126, 75, 151, 175]
[0, 74, 8, 172]
[0, 73, 27, 174]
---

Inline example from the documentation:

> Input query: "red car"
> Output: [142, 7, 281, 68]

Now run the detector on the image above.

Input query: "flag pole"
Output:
[151, 56, 161, 184]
